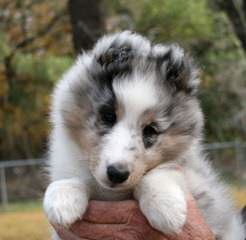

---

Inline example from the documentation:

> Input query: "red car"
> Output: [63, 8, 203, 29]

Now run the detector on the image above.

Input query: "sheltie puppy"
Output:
[43, 31, 245, 240]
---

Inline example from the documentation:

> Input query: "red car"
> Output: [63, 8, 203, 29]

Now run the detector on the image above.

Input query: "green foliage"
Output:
[0, 0, 72, 159]
[14, 54, 72, 83]
[135, 0, 213, 43]
[200, 82, 242, 141]
[0, 52, 72, 159]
[0, 33, 11, 61]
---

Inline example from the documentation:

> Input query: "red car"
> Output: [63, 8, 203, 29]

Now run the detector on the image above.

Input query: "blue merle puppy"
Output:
[43, 31, 245, 240]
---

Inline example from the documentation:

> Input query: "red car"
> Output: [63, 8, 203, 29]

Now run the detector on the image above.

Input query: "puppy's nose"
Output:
[107, 165, 129, 184]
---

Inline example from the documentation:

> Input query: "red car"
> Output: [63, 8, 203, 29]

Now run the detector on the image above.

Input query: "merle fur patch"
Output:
[93, 44, 133, 88]
[156, 47, 198, 95]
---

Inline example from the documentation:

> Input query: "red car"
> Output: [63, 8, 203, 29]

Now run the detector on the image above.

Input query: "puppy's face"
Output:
[62, 32, 203, 191]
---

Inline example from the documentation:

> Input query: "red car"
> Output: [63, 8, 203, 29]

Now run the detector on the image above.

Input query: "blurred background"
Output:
[0, 0, 245, 239]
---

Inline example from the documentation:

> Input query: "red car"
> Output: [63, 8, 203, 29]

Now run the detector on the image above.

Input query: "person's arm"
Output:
[53, 195, 215, 240]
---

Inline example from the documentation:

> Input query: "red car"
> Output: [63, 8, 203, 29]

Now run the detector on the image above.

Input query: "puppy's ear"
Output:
[157, 45, 199, 95]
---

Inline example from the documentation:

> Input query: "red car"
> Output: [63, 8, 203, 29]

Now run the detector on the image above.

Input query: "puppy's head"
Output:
[61, 31, 203, 190]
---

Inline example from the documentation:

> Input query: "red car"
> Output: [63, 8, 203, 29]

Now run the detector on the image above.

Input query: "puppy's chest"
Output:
[91, 183, 133, 201]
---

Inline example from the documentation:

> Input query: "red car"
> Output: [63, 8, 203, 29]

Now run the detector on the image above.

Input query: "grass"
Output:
[0, 200, 43, 212]
[0, 187, 245, 240]
[0, 200, 50, 240]
[231, 186, 246, 209]
[0, 210, 50, 240]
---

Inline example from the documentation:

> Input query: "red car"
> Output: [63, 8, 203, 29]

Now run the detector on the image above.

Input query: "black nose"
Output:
[107, 165, 129, 184]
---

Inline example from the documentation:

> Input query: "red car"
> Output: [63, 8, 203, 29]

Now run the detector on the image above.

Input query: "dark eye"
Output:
[99, 106, 116, 127]
[142, 124, 159, 148]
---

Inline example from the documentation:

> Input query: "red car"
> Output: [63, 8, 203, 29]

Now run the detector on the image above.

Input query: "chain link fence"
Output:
[0, 141, 246, 206]
[0, 159, 47, 206]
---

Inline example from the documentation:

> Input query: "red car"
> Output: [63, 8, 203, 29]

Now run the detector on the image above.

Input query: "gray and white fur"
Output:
[43, 31, 245, 240]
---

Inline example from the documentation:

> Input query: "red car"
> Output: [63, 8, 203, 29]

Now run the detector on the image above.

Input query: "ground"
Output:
[0, 201, 50, 240]
[0, 187, 245, 240]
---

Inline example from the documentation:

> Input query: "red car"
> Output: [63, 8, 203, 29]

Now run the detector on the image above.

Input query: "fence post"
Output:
[0, 167, 8, 207]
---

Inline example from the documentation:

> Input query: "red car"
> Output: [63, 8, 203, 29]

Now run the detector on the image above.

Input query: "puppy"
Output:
[43, 31, 245, 240]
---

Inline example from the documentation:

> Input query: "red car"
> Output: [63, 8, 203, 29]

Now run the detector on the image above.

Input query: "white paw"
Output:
[43, 179, 88, 227]
[139, 187, 187, 234]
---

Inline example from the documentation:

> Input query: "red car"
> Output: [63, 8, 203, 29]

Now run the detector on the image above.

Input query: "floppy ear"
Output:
[157, 45, 199, 95]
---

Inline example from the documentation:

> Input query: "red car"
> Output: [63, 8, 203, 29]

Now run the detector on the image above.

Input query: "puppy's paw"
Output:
[43, 179, 88, 227]
[138, 186, 187, 234]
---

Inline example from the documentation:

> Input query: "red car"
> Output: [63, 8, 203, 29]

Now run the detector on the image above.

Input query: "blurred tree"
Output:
[215, 0, 246, 55]
[68, 0, 105, 53]
[0, 0, 72, 160]
[106, 0, 214, 46]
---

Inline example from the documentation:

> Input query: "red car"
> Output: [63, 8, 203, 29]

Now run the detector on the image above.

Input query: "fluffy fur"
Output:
[43, 31, 245, 240]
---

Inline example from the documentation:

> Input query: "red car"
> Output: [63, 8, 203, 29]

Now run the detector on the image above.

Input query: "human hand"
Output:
[53, 195, 214, 240]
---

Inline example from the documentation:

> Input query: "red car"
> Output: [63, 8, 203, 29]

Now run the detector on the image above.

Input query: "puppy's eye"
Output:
[142, 124, 159, 148]
[99, 106, 116, 127]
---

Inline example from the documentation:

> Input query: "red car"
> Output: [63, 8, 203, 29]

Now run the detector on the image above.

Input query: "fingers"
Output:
[70, 221, 125, 239]
[51, 201, 140, 240]
[70, 220, 167, 240]
[53, 224, 85, 240]
[81, 200, 138, 224]
[174, 195, 215, 240]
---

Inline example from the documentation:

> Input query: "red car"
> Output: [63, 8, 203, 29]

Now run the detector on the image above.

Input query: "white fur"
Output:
[98, 123, 136, 172]
[48, 126, 91, 181]
[170, 44, 184, 62]
[134, 167, 187, 234]
[151, 44, 170, 57]
[113, 72, 160, 119]
[50, 53, 92, 126]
